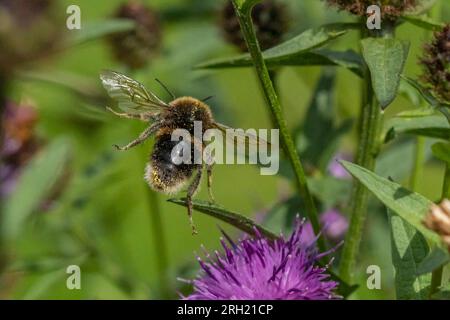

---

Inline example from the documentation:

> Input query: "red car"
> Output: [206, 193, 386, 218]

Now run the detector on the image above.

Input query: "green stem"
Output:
[442, 164, 450, 199]
[410, 137, 425, 191]
[267, 69, 280, 129]
[429, 163, 450, 297]
[147, 189, 170, 298]
[231, 1, 323, 251]
[430, 265, 443, 298]
[339, 48, 383, 283]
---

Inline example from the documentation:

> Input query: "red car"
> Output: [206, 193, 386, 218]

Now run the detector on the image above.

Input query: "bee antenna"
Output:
[155, 78, 175, 100]
[201, 95, 214, 103]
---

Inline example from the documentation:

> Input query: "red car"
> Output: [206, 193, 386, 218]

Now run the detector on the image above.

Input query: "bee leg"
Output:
[114, 124, 159, 151]
[206, 164, 215, 204]
[186, 166, 203, 235]
[203, 146, 215, 204]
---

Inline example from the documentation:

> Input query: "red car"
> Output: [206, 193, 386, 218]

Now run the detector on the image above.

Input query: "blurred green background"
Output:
[1, 0, 449, 299]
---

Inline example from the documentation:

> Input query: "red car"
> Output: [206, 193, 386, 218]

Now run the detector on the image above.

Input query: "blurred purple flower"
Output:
[321, 209, 349, 242]
[327, 152, 352, 179]
[184, 219, 340, 300]
[300, 209, 349, 245]
[0, 164, 19, 198]
[1, 101, 41, 199]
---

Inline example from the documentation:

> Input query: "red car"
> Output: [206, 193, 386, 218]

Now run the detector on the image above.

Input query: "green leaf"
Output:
[200, 50, 363, 77]
[301, 69, 354, 168]
[440, 108, 450, 123]
[384, 114, 450, 141]
[340, 161, 441, 245]
[398, 81, 422, 107]
[395, 107, 436, 117]
[417, 248, 450, 275]
[167, 198, 278, 240]
[197, 24, 362, 76]
[68, 19, 135, 46]
[389, 211, 431, 300]
[431, 142, 450, 164]
[401, 76, 439, 106]
[255, 23, 357, 59]
[263, 176, 352, 233]
[22, 270, 67, 300]
[376, 139, 433, 181]
[402, 15, 444, 31]
[361, 38, 410, 108]
[401, 76, 450, 109]
[263, 196, 305, 236]
[3, 138, 71, 241]
[19, 70, 105, 106]
[280, 69, 353, 180]
[313, 50, 364, 77]
[309, 176, 352, 209]
[402, 78, 450, 122]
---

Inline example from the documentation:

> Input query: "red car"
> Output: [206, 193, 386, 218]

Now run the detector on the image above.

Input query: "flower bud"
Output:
[423, 199, 450, 251]
[219, 0, 288, 52]
[0, 0, 62, 75]
[420, 24, 450, 104]
[109, 1, 162, 69]
[324, 0, 418, 20]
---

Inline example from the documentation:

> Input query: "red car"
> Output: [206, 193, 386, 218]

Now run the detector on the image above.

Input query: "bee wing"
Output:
[213, 122, 272, 150]
[100, 70, 169, 115]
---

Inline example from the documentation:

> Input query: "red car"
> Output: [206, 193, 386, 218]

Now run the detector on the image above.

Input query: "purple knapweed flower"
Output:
[183, 219, 340, 300]
[301, 209, 349, 245]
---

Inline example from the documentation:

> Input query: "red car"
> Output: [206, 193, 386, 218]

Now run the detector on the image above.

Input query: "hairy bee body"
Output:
[145, 97, 213, 194]
[100, 70, 235, 233]
[160, 96, 214, 134]
[145, 131, 199, 194]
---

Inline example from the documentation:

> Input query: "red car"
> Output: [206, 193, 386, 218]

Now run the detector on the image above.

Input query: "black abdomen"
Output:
[145, 132, 199, 194]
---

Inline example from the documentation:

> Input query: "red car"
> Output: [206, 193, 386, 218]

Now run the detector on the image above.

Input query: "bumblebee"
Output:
[100, 70, 261, 234]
